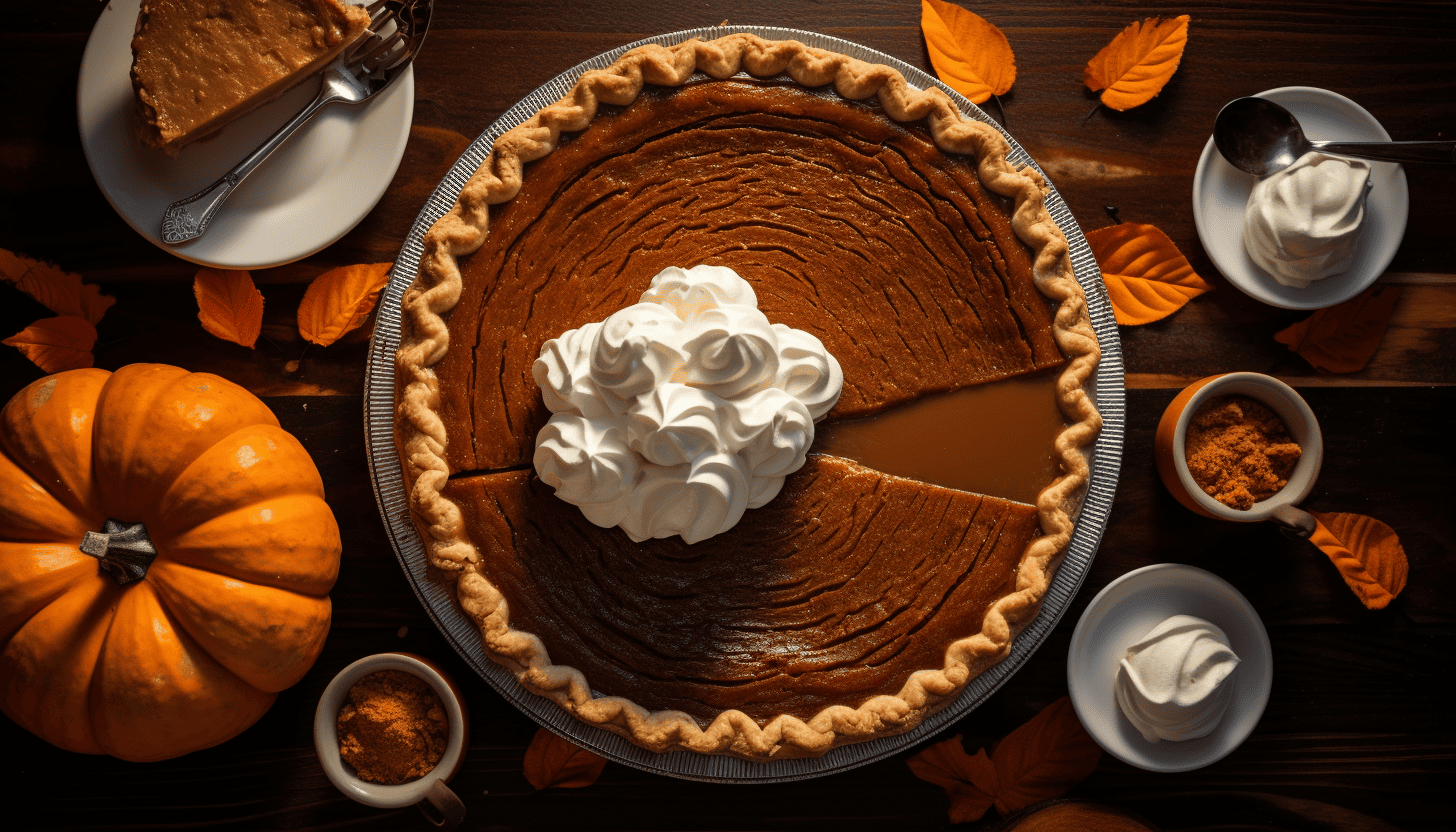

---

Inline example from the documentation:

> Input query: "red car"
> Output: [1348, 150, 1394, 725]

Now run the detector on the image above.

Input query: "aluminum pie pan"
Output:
[363, 25, 1126, 783]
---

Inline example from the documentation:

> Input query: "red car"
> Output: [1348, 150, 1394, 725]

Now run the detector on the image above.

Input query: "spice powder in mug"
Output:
[337, 669, 449, 784]
[1184, 394, 1302, 510]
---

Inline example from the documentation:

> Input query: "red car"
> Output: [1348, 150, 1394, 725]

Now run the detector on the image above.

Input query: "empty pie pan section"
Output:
[363, 25, 1127, 782]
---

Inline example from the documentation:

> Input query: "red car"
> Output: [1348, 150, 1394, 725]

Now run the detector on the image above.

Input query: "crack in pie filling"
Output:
[396, 34, 1102, 760]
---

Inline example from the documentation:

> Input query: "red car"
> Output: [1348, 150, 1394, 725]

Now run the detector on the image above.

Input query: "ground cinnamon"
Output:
[337, 669, 449, 785]
[1184, 394, 1301, 510]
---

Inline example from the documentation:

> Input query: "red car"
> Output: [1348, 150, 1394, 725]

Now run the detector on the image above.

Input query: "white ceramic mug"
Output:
[1154, 372, 1324, 536]
[314, 653, 468, 830]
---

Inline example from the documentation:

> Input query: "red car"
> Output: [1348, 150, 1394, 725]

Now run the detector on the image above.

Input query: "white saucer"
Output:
[1192, 86, 1409, 310]
[77, 0, 414, 269]
[1067, 563, 1272, 773]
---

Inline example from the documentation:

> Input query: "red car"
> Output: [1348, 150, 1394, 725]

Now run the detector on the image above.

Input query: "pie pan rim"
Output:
[364, 24, 1126, 782]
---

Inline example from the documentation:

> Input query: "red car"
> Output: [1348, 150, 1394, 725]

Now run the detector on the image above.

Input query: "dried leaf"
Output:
[3, 315, 97, 373]
[0, 248, 115, 325]
[921, 0, 1016, 105]
[1084, 16, 1191, 111]
[194, 268, 264, 349]
[987, 697, 1102, 815]
[906, 735, 998, 823]
[908, 699, 1100, 823]
[1309, 511, 1409, 610]
[297, 262, 393, 346]
[1274, 285, 1402, 374]
[522, 727, 606, 790]
[1087, 222, 1213, 325]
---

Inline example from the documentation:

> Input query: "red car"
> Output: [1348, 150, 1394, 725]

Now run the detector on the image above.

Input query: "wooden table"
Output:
[3, 2, 1453, 829]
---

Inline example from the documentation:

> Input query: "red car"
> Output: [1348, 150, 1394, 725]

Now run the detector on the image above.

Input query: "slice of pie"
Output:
[130, 0, 370, 156]
[395, 34, 1102, 760]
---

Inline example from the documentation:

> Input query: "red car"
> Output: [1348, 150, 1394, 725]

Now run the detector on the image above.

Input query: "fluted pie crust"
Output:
[395, 34, 1102, 760]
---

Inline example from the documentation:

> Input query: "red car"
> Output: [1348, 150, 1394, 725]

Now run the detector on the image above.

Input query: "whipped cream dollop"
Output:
[532, 265, 843, 544]
[1242, 151, 1373, 288]
[1114, 614, 1241, 743]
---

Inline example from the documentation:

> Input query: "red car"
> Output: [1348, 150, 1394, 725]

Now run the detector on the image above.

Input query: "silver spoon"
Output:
[1213, 96, 1455, 178]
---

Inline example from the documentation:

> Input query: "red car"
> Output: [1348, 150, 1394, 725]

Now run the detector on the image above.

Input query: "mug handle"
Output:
[1270, 504, 1316, 539]
[417, 779, 466, 830]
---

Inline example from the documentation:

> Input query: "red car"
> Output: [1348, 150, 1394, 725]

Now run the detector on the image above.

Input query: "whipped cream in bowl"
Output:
[1242, 152, 1372, 288]
[1114, 615, 1241, 743]
[532, 265, 843, 544]
[1067, 564, 1272, 772]
[1193, 86, 1409, 310]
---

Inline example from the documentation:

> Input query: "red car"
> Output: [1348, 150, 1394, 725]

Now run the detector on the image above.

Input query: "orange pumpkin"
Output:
[0, 364, 341, 761]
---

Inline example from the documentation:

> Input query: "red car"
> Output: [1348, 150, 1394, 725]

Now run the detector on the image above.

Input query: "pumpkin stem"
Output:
[79, 519, 158, 585]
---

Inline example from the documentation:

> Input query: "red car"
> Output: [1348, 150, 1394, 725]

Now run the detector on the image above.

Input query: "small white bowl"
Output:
[1154, 372, 1323, 524]
[314, 653, 468, 823]
[1192, 86, 1410, 310]
[1067, 564, 1272, 773]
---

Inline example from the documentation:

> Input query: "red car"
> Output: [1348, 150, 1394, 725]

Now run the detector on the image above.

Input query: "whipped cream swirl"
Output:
[1243, 151, 1373, 288]
[1114, 614, 1241, 743]
[533, 265, 843, 544]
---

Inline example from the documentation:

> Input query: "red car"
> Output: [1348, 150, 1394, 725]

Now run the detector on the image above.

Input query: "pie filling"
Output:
[434, 80, 1064, 475]
[445, 455, 1039, 724]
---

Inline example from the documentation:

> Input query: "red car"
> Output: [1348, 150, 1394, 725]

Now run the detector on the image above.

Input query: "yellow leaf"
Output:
[906, 735, 998, 823]
[194, 268, 264, 349]
[921, 0, 1016, 104]
[522, 727, 606, 790]
[1084, 16, 1191, 111]
[1087, 222, 1213, 325]
[1274, 285, 1402, 374]
[987, 697, 1102, 815]
[0, 248, 115, 325]
[296, 262, 393, 347]
[3, 316, 97, 373]
[1309, 511, 1409, 610]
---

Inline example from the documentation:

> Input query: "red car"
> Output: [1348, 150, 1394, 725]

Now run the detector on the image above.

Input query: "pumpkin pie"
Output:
[130, 0, 370, 156]
[395, 34, 1102, 759]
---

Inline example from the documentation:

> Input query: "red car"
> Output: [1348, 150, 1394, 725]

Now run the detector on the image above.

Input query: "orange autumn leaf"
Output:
[908, 698, 1101, 823]
[0, 248, 115, 325]
[1309, 511, 1409, 610]
[1084, 15, 1191, 111]
[3, 315, 97, 373]
[906, 736, 998, 823]
[1087, 222, 1213, 325]
[986, 696, 1102, 814]
[522, 727, 606, 790]
[297, 262, 393, 346]
[921, 0, 1016, 105]
[1274, 285, 1402, 374]
[194, 268, 263, 349]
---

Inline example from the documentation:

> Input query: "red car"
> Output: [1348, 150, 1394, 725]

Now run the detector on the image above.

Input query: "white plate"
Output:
[77, 0, 414, 269]
[1067, 563, 1272, 773]
[1192, 86, 1409, 310]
